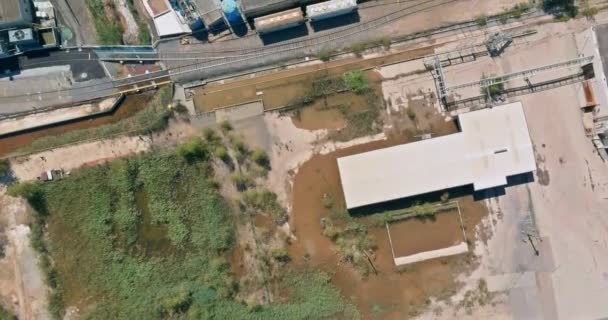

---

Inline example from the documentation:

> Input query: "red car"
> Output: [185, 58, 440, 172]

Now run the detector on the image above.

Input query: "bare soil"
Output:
[389, 210, 465, 257]
[0, 188, 50, 320]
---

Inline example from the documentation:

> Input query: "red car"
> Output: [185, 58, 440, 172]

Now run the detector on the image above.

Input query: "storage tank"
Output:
[222, 0, 242, 26]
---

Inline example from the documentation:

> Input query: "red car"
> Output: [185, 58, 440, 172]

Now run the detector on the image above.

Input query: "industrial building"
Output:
[0, 0, 58, 58]
[193, 0, 224, 29]
[338, 102, 536, 209]
[254, 7, 303, 34]
[306, 0, 357, 21]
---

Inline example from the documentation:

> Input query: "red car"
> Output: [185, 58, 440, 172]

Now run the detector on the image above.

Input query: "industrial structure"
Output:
[338, 102, 536, 209]
[306, 0, 357, 21]
[254, 7, 304, 34]
[0, 0, 58, 58]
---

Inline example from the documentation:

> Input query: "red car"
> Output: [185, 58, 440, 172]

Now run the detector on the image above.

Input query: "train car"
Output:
[254, 7, 304, 34]
[306, 0, 357, 21]
[241, 0, 297, 18]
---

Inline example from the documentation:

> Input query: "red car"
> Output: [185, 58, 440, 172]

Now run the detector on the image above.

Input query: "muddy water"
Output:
[388, 210, 464, 257]
[133, 190, 171, 256]
[0, 93, 153, 157]
[194, 47, 434, 112]
[288, 137, 488, 319]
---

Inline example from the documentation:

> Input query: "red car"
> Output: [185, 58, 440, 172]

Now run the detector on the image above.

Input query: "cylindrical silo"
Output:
[222, 0, 242, 27]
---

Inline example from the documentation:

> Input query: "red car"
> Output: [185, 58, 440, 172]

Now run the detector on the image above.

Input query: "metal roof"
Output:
[306, 0, 356, 18]
[254, 7, 303, 32]
[338, 102, 537, 209]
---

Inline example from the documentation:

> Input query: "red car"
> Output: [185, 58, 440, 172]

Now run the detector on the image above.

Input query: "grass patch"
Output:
[15, 88, 172, 155]
[86, 0, 123, 45]
[10, 141, 356, 319]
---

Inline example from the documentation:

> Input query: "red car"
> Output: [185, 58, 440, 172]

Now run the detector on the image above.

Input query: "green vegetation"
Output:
[476, 15, 488, 26]
[15, 88, 172, 155]
[242, 188, 287, 223]
[176, 137, 208, 162]
[317, 48, 336, 62]
[0, 306, 17, 320]
[10, 140, 356, 319]
[320, 194, 377, 276]
[377, 201, 459, 224]
[0, 159, 8, 178]
[251, 148, 270, 170]
[582, 5, 599, 18]
[138, 21, 152, 45]
[220, 120, 233, 133]
[86, 0, 123, 45]
[480, 74, 505, 100]
[342, 70, 369, 94]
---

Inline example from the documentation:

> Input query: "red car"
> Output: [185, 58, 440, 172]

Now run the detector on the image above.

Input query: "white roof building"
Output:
[338, 102, 536, 209]
[153, 10, 191, 37]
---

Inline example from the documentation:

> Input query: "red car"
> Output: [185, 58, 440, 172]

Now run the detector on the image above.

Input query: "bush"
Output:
[176, 138, 208, 162]
[582, 6, 598, 18]
[232, 173, 253, 191]
[317, 49, 335, 62]
[440, 192, 450, 203]
[220, 121, 233, 133]
[251, 148, 270, 169]
[476, 15, 488, 26]
[0, 159, 8, 177]
[342, 70, 369, 94]
[322, 193, 334, 209]
[242, 189, 287, 223]
[350, 42, 368, 57]
[271, 248, 291, 264]
[406, 108, 416, 121]
[213, 146, 230, 163]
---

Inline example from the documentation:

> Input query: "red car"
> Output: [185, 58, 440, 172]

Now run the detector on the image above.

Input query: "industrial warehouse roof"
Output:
[338, 102, 536, 209]
[0, 0, 33, 29]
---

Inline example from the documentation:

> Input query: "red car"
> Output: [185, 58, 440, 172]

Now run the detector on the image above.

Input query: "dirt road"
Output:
[0, 187, 51, 320]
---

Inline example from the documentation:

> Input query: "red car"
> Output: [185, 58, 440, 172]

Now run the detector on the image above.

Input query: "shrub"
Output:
[0, 159, 8, 177]
[176, 137, 208, 162]
[440, 192, 450, 203]
[232, 173, 253, 191]
[342, 70, 369, 94]
[476, 15, 488, 26]
[271, 248, 291, 264]
[251, 148, 270, 169]
[406, 108, 416, 121]
[220, 121, 233, 133]
[350, 42, 368, 57]
[213, 146, 230, 163]
[582, 6, 598, 18]
[242, 189, 287, 223]
[317, 49, 335, 62]
[322, 193, 334, 209]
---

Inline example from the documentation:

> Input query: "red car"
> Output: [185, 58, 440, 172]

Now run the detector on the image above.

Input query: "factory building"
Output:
[306, 0, 357, 21]
[0, 0, 58, 58]
[338, 102, 537, 209]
